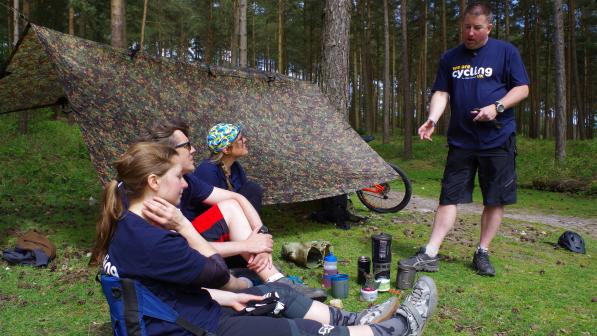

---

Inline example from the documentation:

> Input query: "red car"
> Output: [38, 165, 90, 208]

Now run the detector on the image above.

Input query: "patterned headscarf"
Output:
[206, 123, 242, 153]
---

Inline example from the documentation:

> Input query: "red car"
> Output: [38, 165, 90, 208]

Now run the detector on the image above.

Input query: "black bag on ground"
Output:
[311, 195, 363, 229]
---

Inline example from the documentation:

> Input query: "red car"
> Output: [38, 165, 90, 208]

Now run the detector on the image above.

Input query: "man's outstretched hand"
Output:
[418, 119, 436, 141]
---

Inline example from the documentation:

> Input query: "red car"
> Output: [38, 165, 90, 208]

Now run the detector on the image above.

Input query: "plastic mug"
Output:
[323, 274, 335, 288]
[331, 274, 349, 299]
[396, 264, 417, 290]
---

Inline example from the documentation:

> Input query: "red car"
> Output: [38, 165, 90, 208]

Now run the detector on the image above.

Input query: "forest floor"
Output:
[405, 195, 597, 238]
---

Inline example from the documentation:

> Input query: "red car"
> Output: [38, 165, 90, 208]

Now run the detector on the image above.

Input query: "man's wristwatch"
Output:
[494, 100, 505, 114]
[428, 119, 437, 128]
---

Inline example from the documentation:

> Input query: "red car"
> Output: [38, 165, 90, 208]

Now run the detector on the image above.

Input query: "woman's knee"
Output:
[218, 199, 243, 220]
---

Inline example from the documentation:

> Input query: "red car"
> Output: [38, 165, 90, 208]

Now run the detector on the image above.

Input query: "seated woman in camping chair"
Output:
[90, 142, 437, 336]
[194, 122, 263, 213]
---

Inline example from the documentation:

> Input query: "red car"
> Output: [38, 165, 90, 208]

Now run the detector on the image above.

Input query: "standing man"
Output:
[400, 2, 529, 276]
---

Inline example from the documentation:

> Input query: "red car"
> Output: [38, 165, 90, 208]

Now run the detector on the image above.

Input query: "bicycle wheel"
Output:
[357, 163, 412, 213]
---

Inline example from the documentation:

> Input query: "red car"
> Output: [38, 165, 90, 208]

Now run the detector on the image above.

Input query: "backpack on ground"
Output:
[310, 195, 365, 230]
[98, 274, 214, 336]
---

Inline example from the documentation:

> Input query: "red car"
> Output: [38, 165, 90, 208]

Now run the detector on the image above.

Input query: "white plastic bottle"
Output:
[322, 252, 338, 288]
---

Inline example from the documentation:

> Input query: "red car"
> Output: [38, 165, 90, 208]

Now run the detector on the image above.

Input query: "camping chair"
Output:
[98, 274, 214, 336]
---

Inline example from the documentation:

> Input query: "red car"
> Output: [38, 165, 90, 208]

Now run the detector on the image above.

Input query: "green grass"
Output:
[0, 112, 595, 335]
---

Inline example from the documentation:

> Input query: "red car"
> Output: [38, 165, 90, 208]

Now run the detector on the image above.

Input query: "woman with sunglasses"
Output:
[194, 123, 263, 213]
[90, 142, 438, 336]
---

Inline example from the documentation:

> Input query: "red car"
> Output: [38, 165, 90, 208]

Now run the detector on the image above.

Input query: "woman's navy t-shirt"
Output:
[194, 159, 248, 192]
[432, 38, 529, 149]
[103, 211, 222, 334]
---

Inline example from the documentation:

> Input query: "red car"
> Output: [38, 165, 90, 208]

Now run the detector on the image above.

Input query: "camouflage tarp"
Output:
[0, 24, 398, 204]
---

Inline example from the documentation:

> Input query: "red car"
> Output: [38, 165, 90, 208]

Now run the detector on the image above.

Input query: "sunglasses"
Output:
[174, 141, 193, 151]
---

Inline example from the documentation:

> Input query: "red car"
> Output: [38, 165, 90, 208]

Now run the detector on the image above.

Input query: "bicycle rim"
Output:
[357, 163, 412, 213]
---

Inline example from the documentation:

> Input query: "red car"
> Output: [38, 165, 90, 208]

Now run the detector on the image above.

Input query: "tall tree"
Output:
[139, 0, 148, 48]
[401, 0, 412, 158]
[111, 0, 126, 48]
[18, 0, 31, 134]
[504, 0, 510, 41]
[440, 0, 450, 135]
[277, 0, 285, 73]
[568, 0, 583, 139]
[68, 1, 75, 35]
[12, 0, 18, 47]
[239, 0, 247, 67]
[363, 0, 374, 133]
[231, 0, 239, 66]
[206, 0, 213, 64]
[553, 0, 567, 163]
[321, 0, 351, 120]
[382, 0, 390, 142]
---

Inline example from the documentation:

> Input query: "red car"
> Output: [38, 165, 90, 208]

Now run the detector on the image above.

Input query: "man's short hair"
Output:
[464, 2, 494, 24]
[140, 117, 190, 147]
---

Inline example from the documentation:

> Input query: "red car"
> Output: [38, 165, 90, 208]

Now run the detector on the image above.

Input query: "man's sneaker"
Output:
[396, 276, 438, 336]
[399, 247, 440, 272]
[356, 297, 401, 325]
[472, 249, 496, 276]
[275, 277, 328, 302]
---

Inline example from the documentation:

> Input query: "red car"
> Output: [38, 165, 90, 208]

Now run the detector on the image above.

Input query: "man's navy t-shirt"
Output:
[103, 211, 222, 334]
[432, 38, 529, 149]
[194, 159, 248, 192]
[180, 174, 214, 221]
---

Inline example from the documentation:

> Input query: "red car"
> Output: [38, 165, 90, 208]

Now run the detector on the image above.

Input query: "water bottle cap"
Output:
[324, 252, 337, 262]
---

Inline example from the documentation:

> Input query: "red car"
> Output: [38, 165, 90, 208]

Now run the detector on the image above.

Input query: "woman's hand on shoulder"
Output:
[143, 197, 191, 232]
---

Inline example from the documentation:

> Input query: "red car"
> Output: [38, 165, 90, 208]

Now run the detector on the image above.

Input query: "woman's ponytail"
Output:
[89, 180, 123, 266]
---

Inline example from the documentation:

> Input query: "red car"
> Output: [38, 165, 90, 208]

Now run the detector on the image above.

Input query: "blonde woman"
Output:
[194, 123, 263, 213]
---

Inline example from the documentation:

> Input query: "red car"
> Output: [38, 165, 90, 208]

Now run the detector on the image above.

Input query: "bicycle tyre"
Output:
[356, 163, 412, 213]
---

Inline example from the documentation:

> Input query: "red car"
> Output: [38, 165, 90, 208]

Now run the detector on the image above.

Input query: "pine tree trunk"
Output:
[391, 24, 396, 133]
[111, 0, 126, 48]
[140, 0, 148, 48]
[362, 0, 374, 133]
[251, 1, 256, 67]
[18, 0, 30, 133]
[206, 0, 213, 64]
[321, 0, 351, 120]
[532, 5, 540, 138]
[459, 0, 466, 40]
[543, 29, 551, 139]
[382, 0, 390, 143]
[69, 4, 75, 36]
[239, 0, 247, 67]
[7, 0, 12, 47]
[527, 3, 537, 138]
[504, 0, 510, 42]
[565, 0, 573, 139]
[422, 0, 428, 128]
[401, 0, 412, 158]
[569, 0, 583, 139]
[12, 0, 18, 47]
[553, 0, 567, 163]
[231, 0, 239, 66]
[277, 0, 285, 74]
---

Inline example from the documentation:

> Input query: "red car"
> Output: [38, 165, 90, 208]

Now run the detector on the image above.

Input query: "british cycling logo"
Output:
[452, 64, 493, 79]
[103, 254, 120, 277]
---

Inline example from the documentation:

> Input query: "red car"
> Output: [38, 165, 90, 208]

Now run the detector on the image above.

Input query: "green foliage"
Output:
[0, 113, 595, 335]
